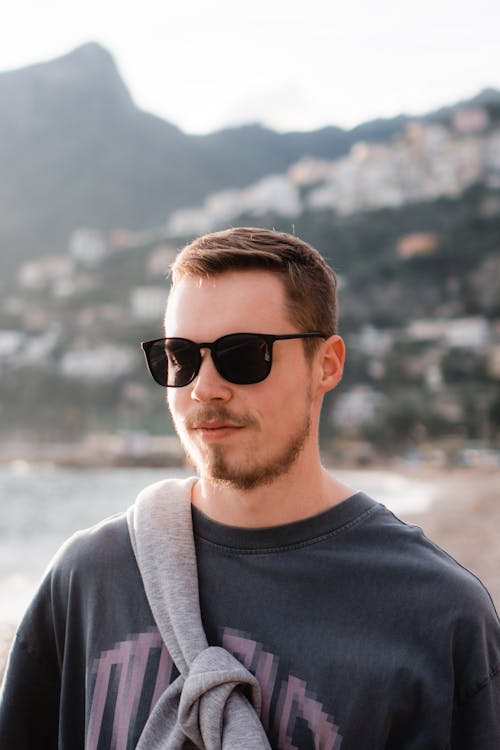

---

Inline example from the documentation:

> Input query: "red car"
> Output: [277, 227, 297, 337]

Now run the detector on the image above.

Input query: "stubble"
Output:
[173, 399, 312, 491]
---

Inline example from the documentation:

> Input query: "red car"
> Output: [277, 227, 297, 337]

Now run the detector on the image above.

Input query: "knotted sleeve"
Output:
[127, 478, 271, 749]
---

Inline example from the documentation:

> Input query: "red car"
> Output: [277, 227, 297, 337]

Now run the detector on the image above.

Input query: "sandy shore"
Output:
[1, 467, 499, 684]
[399, 466, 500, 611]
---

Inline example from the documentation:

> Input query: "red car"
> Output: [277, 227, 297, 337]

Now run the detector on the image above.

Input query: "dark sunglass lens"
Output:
[164, 339, 199, 387]
[215, 334, 270, 384]
[145, 340, 168, 386]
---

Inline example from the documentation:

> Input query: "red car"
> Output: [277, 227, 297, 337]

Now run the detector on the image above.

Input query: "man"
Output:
[1, 227, 499, 748]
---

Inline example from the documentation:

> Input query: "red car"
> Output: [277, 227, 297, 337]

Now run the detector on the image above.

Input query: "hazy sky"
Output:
[1, 0, 499, 134]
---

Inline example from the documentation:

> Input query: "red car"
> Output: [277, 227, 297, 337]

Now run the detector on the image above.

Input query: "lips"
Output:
[185, 407, 252, 432]
[191, 421, 244, 443]
[194, 421, 242, 431]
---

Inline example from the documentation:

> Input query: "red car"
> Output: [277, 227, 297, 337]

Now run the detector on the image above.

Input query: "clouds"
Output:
[0, 0, 498, 133]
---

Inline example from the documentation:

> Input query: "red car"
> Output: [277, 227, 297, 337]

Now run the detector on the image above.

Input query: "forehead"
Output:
[164, 270, 292, 338]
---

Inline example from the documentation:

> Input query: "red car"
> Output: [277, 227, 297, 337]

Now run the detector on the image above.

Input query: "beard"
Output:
[173, 402, 312, 491]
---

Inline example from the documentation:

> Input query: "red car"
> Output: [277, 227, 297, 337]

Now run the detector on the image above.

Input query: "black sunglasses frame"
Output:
[141, 332, 326, 387]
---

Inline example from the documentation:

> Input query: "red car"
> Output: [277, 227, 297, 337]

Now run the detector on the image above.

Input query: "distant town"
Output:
[167, 108, 500, 235]
[1, 107, 499, 469]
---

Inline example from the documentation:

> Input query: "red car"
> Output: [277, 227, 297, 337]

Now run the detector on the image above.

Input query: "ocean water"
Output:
[0, 464, 437, 627]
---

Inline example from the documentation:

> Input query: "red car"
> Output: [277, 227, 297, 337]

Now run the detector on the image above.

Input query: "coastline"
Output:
[0, 434, 185, 469]
[1, 465, 499, 683]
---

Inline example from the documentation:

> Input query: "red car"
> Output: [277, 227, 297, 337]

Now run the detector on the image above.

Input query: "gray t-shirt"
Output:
[1, 489, 499, 748]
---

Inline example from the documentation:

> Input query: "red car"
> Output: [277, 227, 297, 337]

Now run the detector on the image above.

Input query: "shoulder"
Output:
[21, 512, 136, 621]
[50, 477, 194, 568]
[133, 475, 197, 511]
[50, 510, 131, 574]
[362, 499, 498, 618]
[44, 476, 196, 582]
[356, 500, 500, 695]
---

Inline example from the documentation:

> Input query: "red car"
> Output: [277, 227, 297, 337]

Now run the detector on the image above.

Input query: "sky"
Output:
[1, 0, 499, 134]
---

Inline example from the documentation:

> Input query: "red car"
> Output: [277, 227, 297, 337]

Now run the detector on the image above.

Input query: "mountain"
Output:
[0, 43, 191, 272]
[1, 42, 499, 276]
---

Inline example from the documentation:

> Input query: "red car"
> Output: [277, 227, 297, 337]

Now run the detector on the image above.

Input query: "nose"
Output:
[190, 349, 232, 403]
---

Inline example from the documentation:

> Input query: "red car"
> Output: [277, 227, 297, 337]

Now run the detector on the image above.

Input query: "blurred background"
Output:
[0, 0, 499, 664]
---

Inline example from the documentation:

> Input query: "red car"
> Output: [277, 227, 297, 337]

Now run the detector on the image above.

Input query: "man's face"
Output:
[164, 269, 320, 491]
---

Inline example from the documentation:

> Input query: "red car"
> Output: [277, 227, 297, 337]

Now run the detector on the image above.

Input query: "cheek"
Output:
[273, 372, 313, 420]
[166, 389, 188, 421]
[253, 374, 302, 420]
[166, 390, 175, 415]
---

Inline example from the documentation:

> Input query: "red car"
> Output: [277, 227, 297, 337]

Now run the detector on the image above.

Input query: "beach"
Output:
[1, 466, 499, 683]
[399, 466, 500, 610]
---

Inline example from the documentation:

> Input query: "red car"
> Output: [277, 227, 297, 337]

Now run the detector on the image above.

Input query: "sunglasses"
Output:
[141, 332, 326, 387]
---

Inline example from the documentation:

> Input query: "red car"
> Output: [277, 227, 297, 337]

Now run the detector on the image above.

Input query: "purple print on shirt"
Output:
[222, 627, 343, 750]
[87, 628, 173, 750]
[87, 626, 342, 749]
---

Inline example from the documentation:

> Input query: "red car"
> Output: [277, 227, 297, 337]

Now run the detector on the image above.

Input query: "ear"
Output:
[317, 335, 345, 393]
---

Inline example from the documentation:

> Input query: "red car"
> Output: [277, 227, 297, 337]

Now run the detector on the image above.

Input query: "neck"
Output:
[191, 457, 355, 528]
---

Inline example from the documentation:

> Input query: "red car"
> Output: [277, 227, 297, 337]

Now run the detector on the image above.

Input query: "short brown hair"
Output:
[170, 228, 338, 352]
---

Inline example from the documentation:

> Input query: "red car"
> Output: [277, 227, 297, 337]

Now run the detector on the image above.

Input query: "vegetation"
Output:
[1, 183, 498, 461]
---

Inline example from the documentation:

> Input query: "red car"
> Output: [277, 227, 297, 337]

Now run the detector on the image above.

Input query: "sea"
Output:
[0, 464, 437, 628]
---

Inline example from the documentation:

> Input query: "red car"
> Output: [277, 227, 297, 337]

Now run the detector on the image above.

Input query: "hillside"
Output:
[0, 182, 498, 458]
[2, 42, 499, 276]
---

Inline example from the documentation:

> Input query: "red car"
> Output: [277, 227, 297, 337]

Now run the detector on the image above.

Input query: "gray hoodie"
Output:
[127, 477, 272, 749]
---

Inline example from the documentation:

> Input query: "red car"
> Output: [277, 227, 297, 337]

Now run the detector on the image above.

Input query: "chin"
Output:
[202, 454, 302, 492]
